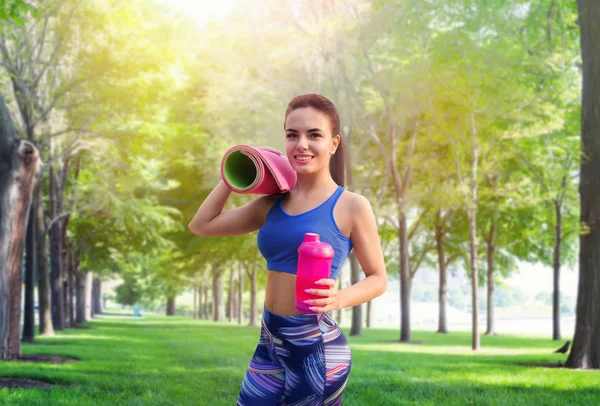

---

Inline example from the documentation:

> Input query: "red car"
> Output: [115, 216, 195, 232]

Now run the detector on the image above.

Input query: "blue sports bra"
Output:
[257, 186, 353, 281]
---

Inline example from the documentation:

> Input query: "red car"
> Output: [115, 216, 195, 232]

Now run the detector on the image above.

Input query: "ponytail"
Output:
[330, 138, 345, 187]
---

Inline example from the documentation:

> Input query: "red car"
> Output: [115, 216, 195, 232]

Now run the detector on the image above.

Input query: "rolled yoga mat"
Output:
[220, 145, 297, 194]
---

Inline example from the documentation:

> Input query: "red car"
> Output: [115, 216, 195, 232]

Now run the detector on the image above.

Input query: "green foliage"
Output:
[535, 291, 576, 314]
[492, 285, 528, 309]
[115, 278, 142, 306]
[0, 0, 35, 24]
[446, 283, 472, 311]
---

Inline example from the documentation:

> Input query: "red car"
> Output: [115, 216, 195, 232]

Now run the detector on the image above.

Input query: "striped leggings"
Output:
[237, 307, 352, 406]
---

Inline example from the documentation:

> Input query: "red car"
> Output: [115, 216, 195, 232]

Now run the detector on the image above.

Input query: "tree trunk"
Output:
[62, 163, 75, 325]
[92, 277, 102, 315]
[232, 281, 238, 322]
[349, 252, 363, 336]
[553, 200, 562, 341]
[193, 286, 197, 319]
[0, 95, 40, 359]
[75, 272, 84, 324]
[468, 111, 481, 351]
[22, 201, 36, 343]
[238, 264, 243, 325]
[435, 215, 448, 334]
[485, 235, 496, 336]
[203, 286, 209, 319]
[166, 296, 175, 316]
[345, 128, 365, 335]
[65, 248, 74, 328]
[35, 185, 53, 336]
[227, 268, 234, 322]
[198, 285, 203, 319]
[468, 208, 480, 350]
[399, 212, 411, 343]
[49, 165, 64, 330]
[212, 268, 225, 321]
[366, 300, 372, 328]
[75, 251, 89, 325]
[70, 252, 75, 326]
[567, 0, 600, 369]
[248, 268, 257, 327]
[63, 278, 70, 328]
[84, 272, 92, 321]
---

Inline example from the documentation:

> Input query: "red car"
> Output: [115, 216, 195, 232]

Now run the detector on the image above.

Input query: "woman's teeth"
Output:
[296, 156, 312, 162]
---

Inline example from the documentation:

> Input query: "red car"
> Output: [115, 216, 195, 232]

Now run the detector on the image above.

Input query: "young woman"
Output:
[189, 94, 387, 405]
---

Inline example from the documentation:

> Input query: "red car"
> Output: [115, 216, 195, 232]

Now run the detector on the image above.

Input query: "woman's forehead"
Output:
[285, 107, 331, 131]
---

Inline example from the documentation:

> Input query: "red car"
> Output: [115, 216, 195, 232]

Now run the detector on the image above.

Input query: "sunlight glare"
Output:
[162, 0, 238, 27]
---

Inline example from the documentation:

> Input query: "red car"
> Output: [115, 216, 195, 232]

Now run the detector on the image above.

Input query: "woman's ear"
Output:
[331, 134, 341, 155]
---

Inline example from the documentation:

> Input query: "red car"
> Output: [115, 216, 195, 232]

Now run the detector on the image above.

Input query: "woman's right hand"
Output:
[188, 181, 278, 237]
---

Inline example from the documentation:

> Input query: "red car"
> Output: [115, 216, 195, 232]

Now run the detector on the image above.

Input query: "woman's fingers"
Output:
[305, 288, 333, 297]
[304, 298, 334, 306]
[305, 279, 339, 312]
[315, 278, 336, 287]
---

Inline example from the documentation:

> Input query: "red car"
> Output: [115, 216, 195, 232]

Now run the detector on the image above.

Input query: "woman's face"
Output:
[284, 107, 340, 177]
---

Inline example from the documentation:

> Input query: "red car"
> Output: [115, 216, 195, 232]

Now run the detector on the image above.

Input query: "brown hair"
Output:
[284, 94, 345, 186]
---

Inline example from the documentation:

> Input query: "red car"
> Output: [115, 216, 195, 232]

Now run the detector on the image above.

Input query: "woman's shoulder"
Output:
[339, 189, 374, 215]
[252, 193, 284, 218]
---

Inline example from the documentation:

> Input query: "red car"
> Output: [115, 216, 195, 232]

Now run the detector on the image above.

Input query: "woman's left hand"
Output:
[304, 279, 340, 313]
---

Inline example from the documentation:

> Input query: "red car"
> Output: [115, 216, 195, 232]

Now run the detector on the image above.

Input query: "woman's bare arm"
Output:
[337, 194, 388, 308]
[304, 193, 388, 312]
[188, 181, 277, 237]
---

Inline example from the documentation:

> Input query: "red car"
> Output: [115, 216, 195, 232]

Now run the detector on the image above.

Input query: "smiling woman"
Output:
[188, 93, 388, 405]
[160, 0, 238, 26]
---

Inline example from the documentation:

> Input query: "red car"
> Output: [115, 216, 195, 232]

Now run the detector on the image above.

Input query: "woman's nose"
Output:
[296, 134, 309, 150]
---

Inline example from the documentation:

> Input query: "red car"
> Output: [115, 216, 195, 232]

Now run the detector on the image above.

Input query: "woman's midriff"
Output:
[264, 270, 303, 316]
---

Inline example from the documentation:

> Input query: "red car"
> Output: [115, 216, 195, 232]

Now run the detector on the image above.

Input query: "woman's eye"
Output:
[286, 133, 296, 138]
[309, 133, 321, 138]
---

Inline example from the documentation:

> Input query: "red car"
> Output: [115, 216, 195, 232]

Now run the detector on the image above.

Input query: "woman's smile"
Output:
[294, 154, 314, 164]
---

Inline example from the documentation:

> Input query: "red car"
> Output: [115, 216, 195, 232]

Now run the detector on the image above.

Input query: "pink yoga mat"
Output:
[220, 145, 297, 195]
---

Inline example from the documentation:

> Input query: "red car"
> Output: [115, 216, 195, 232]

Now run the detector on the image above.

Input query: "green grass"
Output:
[1, 312, 599, 405]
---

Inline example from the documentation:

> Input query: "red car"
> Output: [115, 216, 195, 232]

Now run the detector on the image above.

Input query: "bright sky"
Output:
[161, 0, 238, 27]
[506, 262, 579, 298]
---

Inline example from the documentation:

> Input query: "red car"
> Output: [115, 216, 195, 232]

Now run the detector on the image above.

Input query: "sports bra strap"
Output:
[323, 185, 344, 212]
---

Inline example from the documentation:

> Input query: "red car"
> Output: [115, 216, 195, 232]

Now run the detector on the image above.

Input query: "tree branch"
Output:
[383, 215, 399, 231]
[407, 209, 427, 241]
[410, 244, 434, 277]
[445, 254, 458, 269]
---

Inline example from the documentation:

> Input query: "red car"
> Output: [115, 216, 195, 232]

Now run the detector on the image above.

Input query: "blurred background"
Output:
[1, 0, 580, 342]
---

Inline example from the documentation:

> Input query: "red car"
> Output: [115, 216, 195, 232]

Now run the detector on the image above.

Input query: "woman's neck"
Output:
[292, 171, 338, 196]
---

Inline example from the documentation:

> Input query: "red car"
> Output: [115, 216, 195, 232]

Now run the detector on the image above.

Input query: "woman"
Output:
[189, 93, 387, 405]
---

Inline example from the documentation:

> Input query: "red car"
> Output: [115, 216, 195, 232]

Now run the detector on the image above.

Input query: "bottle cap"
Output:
[298, 233, 334, 259]
[303, 233, 320, 243]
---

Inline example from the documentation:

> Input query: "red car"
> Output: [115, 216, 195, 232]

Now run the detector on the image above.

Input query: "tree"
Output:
[232, 233, 266, 327]
[1, 1, 89, 331]
[0, 95, 40, 359]
[511, 0, 580, 340]
[115, 278, 142, 307]
[0, 0, 41, 359]
[331, 0, 437, 342]
[425, 15, 531, 349]
[566, 0, 600, 369]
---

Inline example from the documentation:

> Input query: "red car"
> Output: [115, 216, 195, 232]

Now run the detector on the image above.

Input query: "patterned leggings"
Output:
[237, 307, 352, 406]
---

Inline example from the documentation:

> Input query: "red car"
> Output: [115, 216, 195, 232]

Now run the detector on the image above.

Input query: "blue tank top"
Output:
[257, 186, 353, 281]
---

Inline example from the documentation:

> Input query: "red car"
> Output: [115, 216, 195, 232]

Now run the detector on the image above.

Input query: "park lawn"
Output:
[0, 312, 599, 405]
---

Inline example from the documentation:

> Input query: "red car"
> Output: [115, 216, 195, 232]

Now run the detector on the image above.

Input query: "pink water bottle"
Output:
[295, 233, 335, 314]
